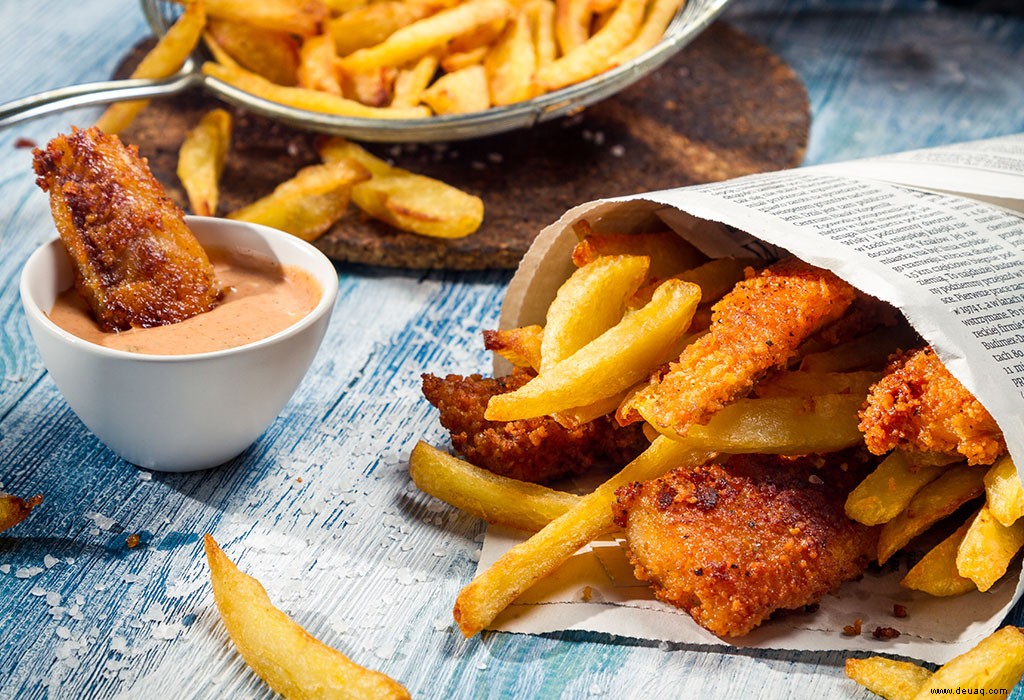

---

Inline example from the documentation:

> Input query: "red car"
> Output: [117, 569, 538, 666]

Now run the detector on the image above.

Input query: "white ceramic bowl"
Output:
[19, 216, 338, 472]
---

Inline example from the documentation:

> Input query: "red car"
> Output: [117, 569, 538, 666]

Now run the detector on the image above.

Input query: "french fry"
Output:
[844, 656, 932, 700]
[328, 1, 435, 57]
[176, 108, 232, 217]
[203, 535, 410, 700]
[984, 454, 1024, 526]
[420, 64, 491, 114]
[678, 394, 866, 455]
[629, 257, 752, 309]
[483, 325, 544, 371]
[484, 9, 537, 106]
[205, 18, 300, 86]
[799, 323, 920, 373]
[535, 0, 645, 91]
[900, 518, 976, 597]
[485, 278, 701, 421]
[202, 61, 430, 118]
[554, 0, 592, 54]
[341, 67, 397, 107]
[0, 493, 43, 533]
[95, 0, 206, 134]
[754, 370, 882, 399]
[409, 441, 579, 531]
[197, 0, 328, 36]
[609, 0, 685, 65]
[390, 53, 440, 108]
[299, 34, 344, 94]
[440, 46, 489, 72]
[318, 137, 484, 238]
[876, 463, 986, 565]
[540, 254, 650, 371]
[453, 436, 713, 636]
[911, 626, 1024, 697]
[552, 388, 632, 429]
[525, 0, 557, 66]
[572, 228, 705, 281]
[326, 0, 370, 14]
[337, 0, 511, 74]
[956, 504, 1024, 591]
[844, 450, 951, 527]
[227, 160, 370, 241]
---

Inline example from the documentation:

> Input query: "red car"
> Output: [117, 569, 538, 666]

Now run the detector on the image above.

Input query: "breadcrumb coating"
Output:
[859, 346, 1004, 465]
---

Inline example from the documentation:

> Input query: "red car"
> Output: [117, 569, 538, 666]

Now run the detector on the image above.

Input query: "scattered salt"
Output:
[43, 555, 60, 569]
[15, 566, 43, 579]
[55, 626, 71, 640]
[0, 564, 10, 574]
[138, 471, 152, 482]
[141, 602, 166, 623]
[111, 636, 129, 654]
[46, 591, 62, 607]
[610, 145, 625, 158]
[375, 642, 395, 660]
[85, 512, 116, 531]
[152, 623, 182, 640]
[589, 684, 605, 696]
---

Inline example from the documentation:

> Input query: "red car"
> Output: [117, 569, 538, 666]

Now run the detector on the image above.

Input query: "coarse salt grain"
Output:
[85, 512, 116, 531]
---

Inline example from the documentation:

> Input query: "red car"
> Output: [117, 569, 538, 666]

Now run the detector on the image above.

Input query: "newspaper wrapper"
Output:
[479, 133, 1024, 665]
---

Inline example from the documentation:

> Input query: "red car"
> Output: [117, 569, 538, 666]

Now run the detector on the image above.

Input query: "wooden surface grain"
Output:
[1, 1, 1023, 698]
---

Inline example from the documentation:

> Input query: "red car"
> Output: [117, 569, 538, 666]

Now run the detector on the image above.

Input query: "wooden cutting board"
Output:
[119, 21, 809, 270]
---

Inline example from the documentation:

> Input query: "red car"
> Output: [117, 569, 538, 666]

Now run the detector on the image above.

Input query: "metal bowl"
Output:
[1, 0, 733, 142]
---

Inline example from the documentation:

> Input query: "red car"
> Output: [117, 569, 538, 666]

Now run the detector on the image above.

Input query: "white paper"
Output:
[485, 134, 1024, 665]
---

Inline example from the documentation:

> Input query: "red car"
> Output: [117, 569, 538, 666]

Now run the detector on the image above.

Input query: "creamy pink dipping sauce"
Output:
[48, 247, 322, 355]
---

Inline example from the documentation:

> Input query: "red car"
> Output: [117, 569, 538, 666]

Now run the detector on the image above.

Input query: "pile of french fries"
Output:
[413, 221, 905, 636]
[94, 0, 486, 240]
[408, 220, 1024, 693]
[184, 0, 685, 118]
[846, 449, 1024, 598]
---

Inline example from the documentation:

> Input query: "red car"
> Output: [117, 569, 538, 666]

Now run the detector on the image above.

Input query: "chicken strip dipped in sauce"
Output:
[859, 346, 1005, 466]
[612, 451, 878, 637]
[422, 371, 649, 484]
[33, 127, 219, 331]
[625, 259, 858, 437]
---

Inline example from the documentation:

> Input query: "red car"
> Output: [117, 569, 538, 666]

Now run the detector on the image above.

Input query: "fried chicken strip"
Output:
[859, 346, 1005, 465]
[612, 452, 878, 637]
[626, 258, 858, 436]
[33, 127, 219, 331]
[421, 372, 649, 484]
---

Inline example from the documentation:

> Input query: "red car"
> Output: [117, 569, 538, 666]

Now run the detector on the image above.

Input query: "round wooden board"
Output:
[119, 21, 809, 270]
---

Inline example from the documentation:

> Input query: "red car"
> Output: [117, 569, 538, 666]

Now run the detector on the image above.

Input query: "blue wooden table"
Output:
[1, 0, 1023, 697]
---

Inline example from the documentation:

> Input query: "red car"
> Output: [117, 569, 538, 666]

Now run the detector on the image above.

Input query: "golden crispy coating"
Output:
[33, 127, 218, 331]
[612, 453, 878, 637]
[859, 346, 1005, 465]
[421, 371, 649, 484]
[627, 258, 857, 433]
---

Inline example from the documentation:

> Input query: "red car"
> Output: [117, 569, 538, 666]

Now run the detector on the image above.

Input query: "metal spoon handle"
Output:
[0, 64, 198, 130]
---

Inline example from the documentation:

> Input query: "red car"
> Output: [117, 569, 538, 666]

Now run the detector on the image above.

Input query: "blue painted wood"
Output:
[1, 0, 1023, 698]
